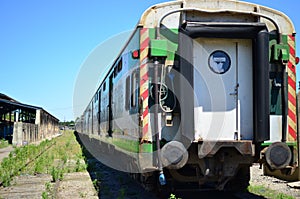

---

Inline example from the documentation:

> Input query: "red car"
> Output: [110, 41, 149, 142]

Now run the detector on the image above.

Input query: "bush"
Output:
[51, 166, 63, 182]
[0, 139, 9, 149]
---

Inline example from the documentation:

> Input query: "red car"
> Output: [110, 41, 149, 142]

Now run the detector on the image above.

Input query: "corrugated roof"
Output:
[0, 93, 59, 121]
[0, 93, 19, 103]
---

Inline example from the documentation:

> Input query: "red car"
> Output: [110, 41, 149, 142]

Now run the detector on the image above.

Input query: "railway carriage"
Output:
[75, 0, 299, 192]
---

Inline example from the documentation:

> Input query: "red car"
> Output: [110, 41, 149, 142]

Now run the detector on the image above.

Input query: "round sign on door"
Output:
[208, 50, 231, 74]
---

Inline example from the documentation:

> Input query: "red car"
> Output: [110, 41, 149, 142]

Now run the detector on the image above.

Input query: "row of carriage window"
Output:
[92, 58, 137, 110]
[93, 59, 123, 103]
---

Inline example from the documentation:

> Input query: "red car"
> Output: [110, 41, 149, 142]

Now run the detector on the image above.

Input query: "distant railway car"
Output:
[75, 0, 298, 192]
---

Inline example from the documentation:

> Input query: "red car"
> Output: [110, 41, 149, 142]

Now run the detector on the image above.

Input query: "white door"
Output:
[193, 38, 253, 141]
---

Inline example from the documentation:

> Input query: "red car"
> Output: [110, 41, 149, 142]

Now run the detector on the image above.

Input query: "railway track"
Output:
[0, 142, 55, 187]
[0, 131, 99, 198]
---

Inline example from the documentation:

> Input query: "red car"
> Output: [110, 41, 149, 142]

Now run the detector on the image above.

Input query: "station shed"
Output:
[0, 93, 59, 146]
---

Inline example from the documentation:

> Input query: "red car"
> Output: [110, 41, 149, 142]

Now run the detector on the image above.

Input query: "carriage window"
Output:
[269, 71, 282, 115]
[131, 71, 137, 108]
[114, 67, 118, 77]
[94, 93, 98, 103]
[118, 59, 123, 72]
[103, 82, 106, 91]
[125, 75, 130, 110]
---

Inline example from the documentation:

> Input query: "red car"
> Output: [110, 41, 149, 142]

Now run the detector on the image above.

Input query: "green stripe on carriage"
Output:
[112, 138, 139, 153]
[148, 28, 156, 40]
[261, 142, 297, 147]
[140, 143, 153, 153]
[281, 35, 288, 44]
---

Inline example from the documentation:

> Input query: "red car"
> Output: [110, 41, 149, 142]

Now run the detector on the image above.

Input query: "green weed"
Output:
[117, 188, 126, 199]
[0, 131, 87, 188]
[169, 193, 182, 199]
[79, 191, 87, 198]
[34, 157, 45, 174]
[92, 179, 99, 192]
[42, 181, 53, 199]
[45, 181, 52, 192]
[41, 191, 49, 199]
[0, 172, 12, 187]
[0, 139, 9, 149]
[51, 166, 64, 182]
[66, 140, 71, 148]
[75, 159, 86, 172]
[248, 185, 294, 199]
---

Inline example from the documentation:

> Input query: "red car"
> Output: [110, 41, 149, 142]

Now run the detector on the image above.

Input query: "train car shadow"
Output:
[74, 131, 158, 199]
[171, 190, 266, 199]
[74, 131, 266, 199]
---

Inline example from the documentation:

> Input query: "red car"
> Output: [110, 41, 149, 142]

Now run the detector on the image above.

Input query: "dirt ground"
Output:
[250, 164, 300, 198]
[0, 172, 97, 199]
[0, 146, 13, 162]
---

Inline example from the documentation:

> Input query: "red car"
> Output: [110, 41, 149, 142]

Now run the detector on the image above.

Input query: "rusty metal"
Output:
[198, 141, 254, 158]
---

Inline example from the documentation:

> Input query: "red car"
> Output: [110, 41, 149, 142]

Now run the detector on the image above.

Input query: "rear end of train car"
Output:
[75, 0, 298, 192]
[135, 0, 298, 191]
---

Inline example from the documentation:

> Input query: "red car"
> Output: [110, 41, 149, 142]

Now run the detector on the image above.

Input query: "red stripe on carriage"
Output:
[143, 123, 149, 135]
[288, 109, 296, 123]
[141, 73, 149, 82]
[141, 90, 149, 100]
[140, 38, 150, 51]
[288, 126, 297, 140]
[289, 35, 295, 42]
[140, 78, 148, 85]
[140, 63, 147, 70]
[143, 108, 149, 119]
[289, 46, 295, 57]
[288, 76, 296, 91]
[288, 94, 296, 109]
[140, 28, 148, 35]
[288, 62, 296, 73]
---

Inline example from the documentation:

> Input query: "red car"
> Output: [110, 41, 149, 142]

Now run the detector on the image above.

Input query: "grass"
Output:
[51, 166, 64, 182]
[117, 188, 126, 199]
[41, 191, 49, 199]
[0, 140, 54, 186]
[92, 179, 99, 192]
[2, 131, 295, 199]
[0, 139, 9, 149]
[42, 181, 53, 199]
[0, 130, 87, 187]
[79, 191, 87, 198]
[169, 194, 182, 199]
[248, 185, 295, 199]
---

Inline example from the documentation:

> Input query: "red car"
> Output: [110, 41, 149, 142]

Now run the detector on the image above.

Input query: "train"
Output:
[75, 0, 299, 193]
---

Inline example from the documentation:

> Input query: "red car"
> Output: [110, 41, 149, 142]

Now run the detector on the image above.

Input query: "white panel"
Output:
[193, 38, 253, 141]
[268, 115, 283, 142]
[238, 40, 253, 140]
[194, 107, 236, 140]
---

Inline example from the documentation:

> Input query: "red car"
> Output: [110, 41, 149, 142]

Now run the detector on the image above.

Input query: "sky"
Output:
[0, 0, 299, 121]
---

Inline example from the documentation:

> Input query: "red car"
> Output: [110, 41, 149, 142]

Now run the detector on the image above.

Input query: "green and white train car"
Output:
[75, 0, 299, 192]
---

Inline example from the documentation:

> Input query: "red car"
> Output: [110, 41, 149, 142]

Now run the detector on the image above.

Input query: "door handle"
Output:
[230, 91, 238, 96]
[230, 84, 239, 96]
